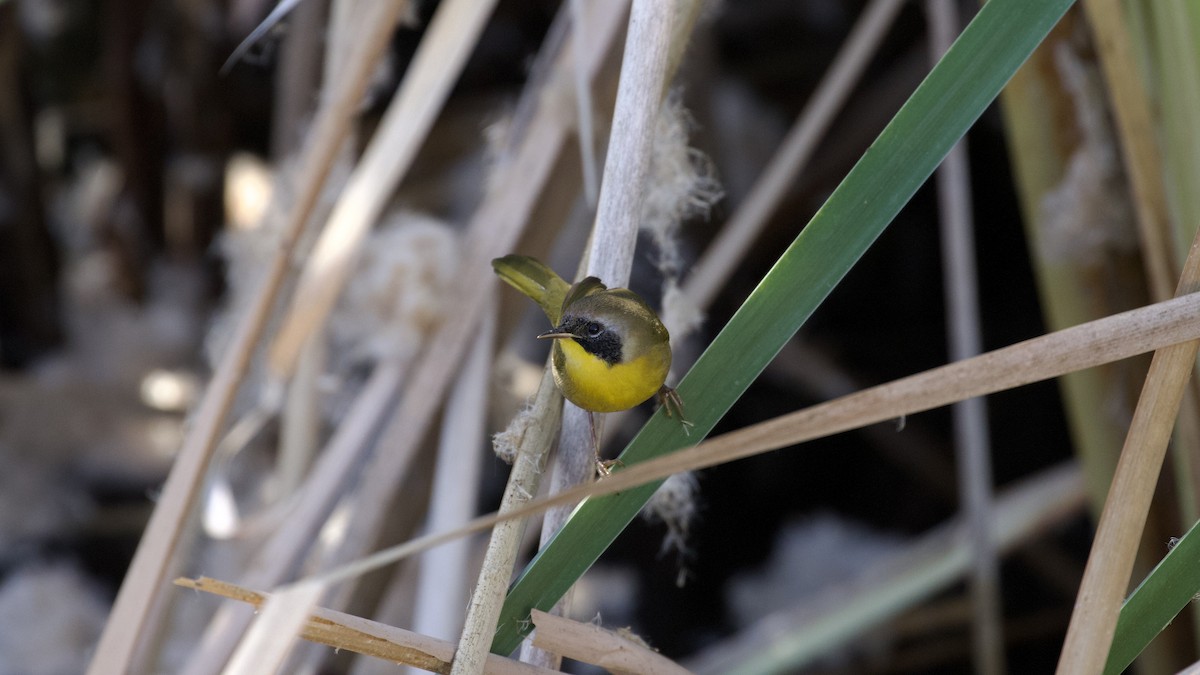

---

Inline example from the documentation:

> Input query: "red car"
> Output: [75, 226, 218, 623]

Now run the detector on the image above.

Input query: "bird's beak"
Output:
[537, 329, 573, 340]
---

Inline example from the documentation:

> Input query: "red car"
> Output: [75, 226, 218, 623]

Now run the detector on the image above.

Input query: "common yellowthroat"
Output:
[492, 255, 684, 419]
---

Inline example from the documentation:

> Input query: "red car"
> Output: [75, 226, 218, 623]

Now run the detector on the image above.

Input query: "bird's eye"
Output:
[586, 321, 603, 338]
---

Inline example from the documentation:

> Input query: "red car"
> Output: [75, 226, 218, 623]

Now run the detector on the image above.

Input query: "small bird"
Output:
[492, 254, 685, 420]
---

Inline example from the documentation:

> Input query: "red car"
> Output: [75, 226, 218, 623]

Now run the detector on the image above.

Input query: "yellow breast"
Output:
[552, 338, 670, 413]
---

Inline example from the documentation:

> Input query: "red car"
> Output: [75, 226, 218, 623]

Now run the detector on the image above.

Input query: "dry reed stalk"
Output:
[685, 462, 1085, 674]
[996, 26, 1184, 664]
[584, 0, 677, 283]
[175, 578, 559, 675]
[451, 368, 563, 675]
[525, 0, 681, 667]
[1055, 234, 1200, 672]
[85, 4, 411, 672]
[683, 0, 906, 309]
[410, 304, 494, 646]
[924, 1, 1002, 673]
[280, 332, 324, 498]
[568, 0, 600, 207]
[1082, 0, 1177, 298]
[297, 290, 1200, 603]
[182, 359, 409, 675]
[1084, 0, 1200, 525]
[528, 609, 692, 675]
[266, 0, 499, 381]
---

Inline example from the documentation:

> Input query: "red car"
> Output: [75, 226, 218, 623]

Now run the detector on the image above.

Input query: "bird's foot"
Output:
[595, 457, 623, 477]
[657, 386, 693, 435]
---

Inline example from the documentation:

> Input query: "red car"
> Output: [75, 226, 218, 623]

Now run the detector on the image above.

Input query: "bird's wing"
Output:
[561, 276, 608, 318]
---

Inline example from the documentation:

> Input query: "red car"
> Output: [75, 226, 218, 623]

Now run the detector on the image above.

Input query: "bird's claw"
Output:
[657, 386, 693, 435]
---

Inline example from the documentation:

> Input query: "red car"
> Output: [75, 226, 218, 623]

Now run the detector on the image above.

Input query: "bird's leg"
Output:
[590, 412, 621, 477]
[657, 386, 694, 435]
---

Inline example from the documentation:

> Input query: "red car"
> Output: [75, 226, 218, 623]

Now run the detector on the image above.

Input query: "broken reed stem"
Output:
[452, 368, 563, 675]
[84, 3, 411, 672]
[924, 1, 1003, 673]
[529, 609, 692, 675]
[176, 578, 558, 675]
[1055, 228, 1200, 673]
[225, 581, 327, 675]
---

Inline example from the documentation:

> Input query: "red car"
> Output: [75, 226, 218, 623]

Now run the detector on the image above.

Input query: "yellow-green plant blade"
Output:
[493, 0, 1075, 655]
[1106, 519, 1200, 674]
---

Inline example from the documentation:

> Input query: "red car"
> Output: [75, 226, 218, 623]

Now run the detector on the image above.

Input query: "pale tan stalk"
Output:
[223, 581, 327, 675]
[451, 369, 563, 675]
[1085, 0, 1200, 531]
[85, 4, 409, 671]
[1055, 230, 1200, 672]
[568, 0, 599, 207]
[270, 0, 326, 158]
[410, 303, 494, 645]
[267, 0, 499, 380]
[1049, 4, 1200, 671]
[584, 0, 677, 284]
[280, 332, 325, 499]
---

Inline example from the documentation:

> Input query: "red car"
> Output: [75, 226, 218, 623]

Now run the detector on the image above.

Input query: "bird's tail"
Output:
[491, 254, 571, 324]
